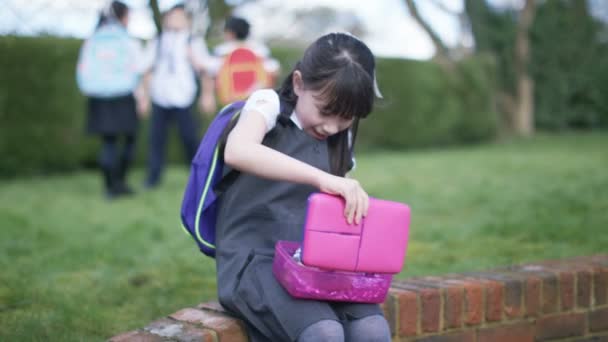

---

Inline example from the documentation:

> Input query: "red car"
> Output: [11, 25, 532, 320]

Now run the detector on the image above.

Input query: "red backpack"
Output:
[216, 47, 271, 106]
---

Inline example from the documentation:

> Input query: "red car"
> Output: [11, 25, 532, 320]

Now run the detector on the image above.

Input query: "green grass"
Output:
[1, 133, 607, 340]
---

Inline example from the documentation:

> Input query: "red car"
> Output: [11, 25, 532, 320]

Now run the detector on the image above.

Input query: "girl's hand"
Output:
[200, 92, 216, 117]
[318, 174, 369, 225]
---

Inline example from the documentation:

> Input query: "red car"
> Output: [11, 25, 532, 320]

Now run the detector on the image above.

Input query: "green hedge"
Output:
[358, 56, 498, 149]
[0, 36, 87, 177]
[0, 36, 203, 178]
[0, 36, 497, 177]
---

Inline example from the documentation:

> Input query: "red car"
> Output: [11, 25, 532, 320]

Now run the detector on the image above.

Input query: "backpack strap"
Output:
[214, 95, 287, 195]
[213, 109, 242, 196]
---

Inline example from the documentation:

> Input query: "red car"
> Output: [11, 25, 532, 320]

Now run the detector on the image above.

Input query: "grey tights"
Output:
[297, 314, 391, 342]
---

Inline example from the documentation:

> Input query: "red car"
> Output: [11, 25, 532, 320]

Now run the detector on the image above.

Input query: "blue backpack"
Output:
[76, 23, 140, 98]
[180, 101, 245, 257]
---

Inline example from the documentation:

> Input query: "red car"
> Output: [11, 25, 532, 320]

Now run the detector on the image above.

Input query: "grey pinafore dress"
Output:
[215, 115, 382, 342]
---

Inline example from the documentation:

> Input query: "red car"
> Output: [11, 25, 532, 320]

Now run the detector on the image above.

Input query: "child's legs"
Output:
[117, 134, 136, 186]
[119, 134, 136, 165]
[297, 320, 344, 342]
[174, 106, 199, 164]
[99, 135, 118, 193]
[344, 314, 391, 342]
[146, 104, 170, 186]
[99, 135, 118, 171]
[296, 313, 390, 342]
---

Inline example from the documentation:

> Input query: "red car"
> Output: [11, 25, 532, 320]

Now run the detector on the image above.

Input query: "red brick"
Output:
[176, 326, 216, 342]
[484, 280, 504, 322]
[419, 288, 441, 333]
[525, 276, 542, 317]
[393, 288, 418, 337]
[542, 272, 559, 314]
[470, 271, 527, 319]
[536, 260, 600, 310]
[444, 286, 464, 329]
[594, 269, 608, 306]
[392, 281, 441, 333]
[463, 282, 484, 325]
[458, 275, 503, 322]
[381, 291, 398, 337]
[510, 265, 561, 314]
[414, 330, 475, 342]
[407, 276, 465, 330]
[537, 313, 586, 340]
[503, 280, 523, 318]
[590, 307, 608, 333]
[477, 322, 535, 342]
[579, 269, 593, 308]
[170, 308, 247, 342]
[560, 271, 576, 311]
[144, 318, 216, 342]
[143, 319, 185, 338]
[444, 278, 484, 326]
[109, 330, 164, 342]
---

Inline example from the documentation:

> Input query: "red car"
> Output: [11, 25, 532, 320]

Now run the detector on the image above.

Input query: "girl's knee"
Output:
[346, 315, 391, 342]
[298, 319, 344, 342]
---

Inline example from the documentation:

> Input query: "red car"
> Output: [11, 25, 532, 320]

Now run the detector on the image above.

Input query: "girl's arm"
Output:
[224, 110, 369, 224]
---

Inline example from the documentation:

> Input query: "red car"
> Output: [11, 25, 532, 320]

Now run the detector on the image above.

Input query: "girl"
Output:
[78, 1, 143, 199]
[215, 33, 390, 342]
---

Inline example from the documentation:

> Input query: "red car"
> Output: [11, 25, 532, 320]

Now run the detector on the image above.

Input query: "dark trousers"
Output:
[100, 134, 136, 194]
[146, 103, 199, 187]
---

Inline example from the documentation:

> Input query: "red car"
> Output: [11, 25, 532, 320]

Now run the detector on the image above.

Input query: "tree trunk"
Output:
[513, 0, 535, 136]
[149, 0, 162, 34]
[404, 0, 452, 66]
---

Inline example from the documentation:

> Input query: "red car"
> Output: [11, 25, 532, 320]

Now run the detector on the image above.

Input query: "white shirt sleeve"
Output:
[242, 89, 280, 133]
[189, 37, 212, 70]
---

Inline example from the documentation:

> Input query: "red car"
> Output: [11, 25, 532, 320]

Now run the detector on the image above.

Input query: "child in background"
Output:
[77, 1, 144, 199]
[199, 16, 280, 113]
[139, 3, 211, 189]
[214, 16, 280, 77]
[214, 33, 390, 342]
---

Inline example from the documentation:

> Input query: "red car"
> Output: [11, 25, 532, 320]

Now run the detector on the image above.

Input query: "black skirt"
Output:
[86, 94, 138, 135]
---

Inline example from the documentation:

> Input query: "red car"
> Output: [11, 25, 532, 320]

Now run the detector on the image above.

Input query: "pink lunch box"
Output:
[302, 193, 410, 273]
[272, 240, 393, 303]
[272, 193, 410, 303]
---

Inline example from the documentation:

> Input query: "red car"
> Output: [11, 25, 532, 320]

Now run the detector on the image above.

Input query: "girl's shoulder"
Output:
[242, 89, 280, 133]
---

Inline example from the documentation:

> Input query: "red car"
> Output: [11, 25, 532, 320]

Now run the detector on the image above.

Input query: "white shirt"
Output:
[241, 89, 282, 132]
[242, 89, 356, 169]
[141, 31, 211, 108]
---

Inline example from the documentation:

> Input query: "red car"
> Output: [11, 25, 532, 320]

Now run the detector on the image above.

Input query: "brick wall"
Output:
[110, 255, 608, 341]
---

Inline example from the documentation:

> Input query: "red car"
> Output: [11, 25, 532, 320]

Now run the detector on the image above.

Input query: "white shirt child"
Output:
[141, 31, 212, 108]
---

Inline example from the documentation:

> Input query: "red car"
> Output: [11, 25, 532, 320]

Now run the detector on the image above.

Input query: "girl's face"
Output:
[293, 71, 354, 140]
[164, 9, 189, 31]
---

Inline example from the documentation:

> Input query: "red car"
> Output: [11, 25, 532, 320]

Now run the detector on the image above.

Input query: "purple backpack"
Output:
[180, 101, 245, 257]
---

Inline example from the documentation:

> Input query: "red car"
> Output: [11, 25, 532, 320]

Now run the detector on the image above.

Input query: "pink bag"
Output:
[272, 193, 410, 303]
[302, 193, 410, 273]
[272, 241, 393, 303]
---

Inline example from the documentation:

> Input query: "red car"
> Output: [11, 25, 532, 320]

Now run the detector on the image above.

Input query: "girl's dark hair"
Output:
[277, 33, 377, 176]
[97, 1, 129, 28]
[111, 1, 129, 20]
[225, 16, 250, 40]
